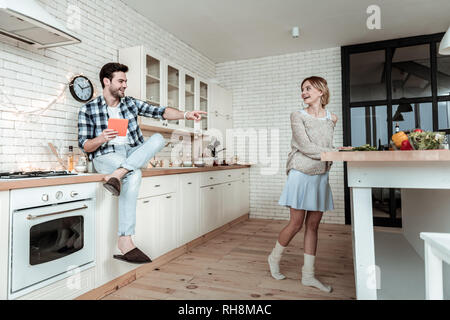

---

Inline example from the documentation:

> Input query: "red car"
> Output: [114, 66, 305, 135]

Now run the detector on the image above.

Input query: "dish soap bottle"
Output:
[67, 146, 74, 172]
[395, 122, 400, 133]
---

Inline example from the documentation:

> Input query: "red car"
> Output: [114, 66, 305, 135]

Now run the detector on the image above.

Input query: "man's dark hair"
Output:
[99, 62, 129, 89]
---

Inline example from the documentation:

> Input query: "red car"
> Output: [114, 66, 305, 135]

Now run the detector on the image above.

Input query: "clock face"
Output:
[70, 76, 94, 102]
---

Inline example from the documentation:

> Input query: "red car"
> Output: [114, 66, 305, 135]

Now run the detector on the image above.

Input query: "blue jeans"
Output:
[93, 133, 165, 236]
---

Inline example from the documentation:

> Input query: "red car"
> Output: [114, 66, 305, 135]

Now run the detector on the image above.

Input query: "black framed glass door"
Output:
[342, 32, 450, 228]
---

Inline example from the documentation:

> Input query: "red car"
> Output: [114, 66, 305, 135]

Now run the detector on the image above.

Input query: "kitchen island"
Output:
[322, 150, 450, 300]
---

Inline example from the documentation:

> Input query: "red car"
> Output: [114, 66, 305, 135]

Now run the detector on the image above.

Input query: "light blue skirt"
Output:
[278, 169, 334, 212]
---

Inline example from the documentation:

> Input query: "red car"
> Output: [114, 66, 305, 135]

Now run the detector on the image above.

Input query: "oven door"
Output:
[10, 199, 95, 294]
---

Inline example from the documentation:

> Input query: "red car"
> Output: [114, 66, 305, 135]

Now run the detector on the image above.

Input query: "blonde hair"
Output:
[301, 76, 330, 107]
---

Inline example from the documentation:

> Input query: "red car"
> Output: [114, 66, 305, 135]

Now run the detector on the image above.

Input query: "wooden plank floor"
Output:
[102, 219, 356, 300]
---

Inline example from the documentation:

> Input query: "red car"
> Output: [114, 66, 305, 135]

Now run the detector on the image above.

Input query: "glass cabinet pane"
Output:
[200, 82, 208, 131]
[167, 65, 179, 125]
[437, 42, 450, 97]
[350, 50, 386, 102]
[391, 44, 431, 99]
[185, 75, 195, 129]
[146, 55, 161, 106]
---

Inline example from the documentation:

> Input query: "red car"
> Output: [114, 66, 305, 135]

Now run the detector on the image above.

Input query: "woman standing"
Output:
[268, 76, 337, 293]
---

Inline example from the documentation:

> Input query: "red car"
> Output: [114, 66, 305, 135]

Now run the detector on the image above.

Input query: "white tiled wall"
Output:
[0, 0, 215, 172]
[216, 48, 345, 224]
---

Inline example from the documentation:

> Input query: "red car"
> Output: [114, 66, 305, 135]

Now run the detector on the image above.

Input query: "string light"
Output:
[0, 73, 98, 116]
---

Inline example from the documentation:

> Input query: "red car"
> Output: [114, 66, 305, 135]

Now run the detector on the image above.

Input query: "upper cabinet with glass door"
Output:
[199, 81, 208, 131]
[166, 64, 181, 128]
[118, 46, 164, 129]
[119, 45, 210, 134]
[184, 73, 195, 130]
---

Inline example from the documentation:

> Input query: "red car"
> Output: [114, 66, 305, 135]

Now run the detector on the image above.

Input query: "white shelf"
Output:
[146, 74, 160, 83]
[168, 82, 179, 90]
[146, 99, 160, 105]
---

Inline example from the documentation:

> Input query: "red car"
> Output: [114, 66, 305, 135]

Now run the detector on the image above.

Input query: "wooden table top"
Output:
[321, 150, 450, 162]
[0, 165, 251, 191]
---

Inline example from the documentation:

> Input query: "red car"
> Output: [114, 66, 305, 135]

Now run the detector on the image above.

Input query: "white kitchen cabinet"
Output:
[95, 187, 136, 288]
[238, 177, 250, 218]
[0, 191, 10, 300]
[200, 184, 223, 233]
[134, 197, 159, 259]
[222, 180, 240, 224]
[179, 173, 200, 244]
[135, 192, 178, 260]
[119, 45, 210, 134]
[158, 192, 179, 256]
[118, 46, 165, 129]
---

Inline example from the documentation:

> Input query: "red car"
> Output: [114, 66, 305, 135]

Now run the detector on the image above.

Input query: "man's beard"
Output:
[110, 87, 124, 98]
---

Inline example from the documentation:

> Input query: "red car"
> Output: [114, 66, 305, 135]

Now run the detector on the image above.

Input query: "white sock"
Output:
[268, 241, 286, 280]
[301, 253, 332, 293]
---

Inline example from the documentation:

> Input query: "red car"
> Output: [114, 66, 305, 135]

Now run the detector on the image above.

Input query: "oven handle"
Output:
[26, 205, 88, 220]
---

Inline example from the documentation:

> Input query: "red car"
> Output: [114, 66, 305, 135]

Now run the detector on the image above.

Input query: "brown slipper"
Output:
[113, 247, 152, 264]
[103, 177, 121, 196]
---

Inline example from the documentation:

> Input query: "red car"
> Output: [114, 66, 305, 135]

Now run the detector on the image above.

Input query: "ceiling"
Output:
[124, 0, 450, 63]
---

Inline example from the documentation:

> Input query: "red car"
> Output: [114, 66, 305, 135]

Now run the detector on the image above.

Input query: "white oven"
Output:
[8, 183, 96, 299]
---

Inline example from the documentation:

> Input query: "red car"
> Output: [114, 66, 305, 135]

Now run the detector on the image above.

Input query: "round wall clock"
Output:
[69, 75, 94, 103]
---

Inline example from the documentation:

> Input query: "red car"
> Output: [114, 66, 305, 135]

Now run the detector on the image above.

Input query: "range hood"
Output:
[0, 0, 81, 48]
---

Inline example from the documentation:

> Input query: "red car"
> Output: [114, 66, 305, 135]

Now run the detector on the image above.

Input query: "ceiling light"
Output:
[439, 26, 450, 55]
[393, 111, 404, 122]
[397, 101, 413, 113]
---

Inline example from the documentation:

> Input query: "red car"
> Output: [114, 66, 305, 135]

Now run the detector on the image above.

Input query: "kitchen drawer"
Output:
[200, 171, 224, 187]
[139, 175, 177, 198]
[235, 169, 249, 180]
[221, 169, 242, 182]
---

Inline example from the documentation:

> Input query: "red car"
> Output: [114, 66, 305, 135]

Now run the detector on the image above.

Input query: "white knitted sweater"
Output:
[286, 109, 336, 175]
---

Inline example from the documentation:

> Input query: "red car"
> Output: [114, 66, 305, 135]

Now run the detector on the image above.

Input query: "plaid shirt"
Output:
[78, 95, 166, 160]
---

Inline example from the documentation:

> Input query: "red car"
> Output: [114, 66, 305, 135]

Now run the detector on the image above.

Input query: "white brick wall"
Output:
[0, 0, 215, 172]
[216, 48, 345, 224]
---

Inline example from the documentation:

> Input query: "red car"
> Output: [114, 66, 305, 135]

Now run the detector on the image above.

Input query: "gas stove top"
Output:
[0, 171, 78, 180]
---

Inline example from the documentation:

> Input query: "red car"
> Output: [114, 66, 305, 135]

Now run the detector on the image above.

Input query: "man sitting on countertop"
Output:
[78, 62, 206, 264]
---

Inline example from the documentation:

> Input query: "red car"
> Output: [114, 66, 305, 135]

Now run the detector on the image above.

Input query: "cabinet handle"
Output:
[187, 182, 192, 185]
[228, 174, 231, 177]
[210, 187, 214, 190]
[155, 184, 161, 187]
[228, 183, 231, 186]
[166, 195, 172, 199]
[143, 200, 150, 204]
[209, 177, 214, 180]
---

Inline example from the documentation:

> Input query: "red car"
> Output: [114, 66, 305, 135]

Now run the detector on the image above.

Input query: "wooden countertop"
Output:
[321, 150, 450, 162]
[0, 165, 251, 191]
